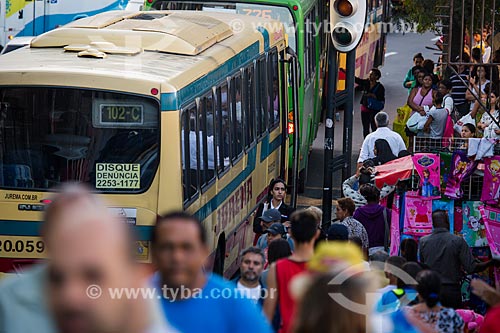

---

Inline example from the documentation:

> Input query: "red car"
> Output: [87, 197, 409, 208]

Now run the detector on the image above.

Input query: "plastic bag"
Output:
[406, 112, 428, 133]
[453, 112, 475, 133]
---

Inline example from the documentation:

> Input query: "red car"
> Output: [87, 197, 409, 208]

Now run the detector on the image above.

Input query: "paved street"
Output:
[298, 30, 439, 206]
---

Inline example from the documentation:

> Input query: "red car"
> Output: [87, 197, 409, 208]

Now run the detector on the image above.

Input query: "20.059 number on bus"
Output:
[0, 236, 46, 258]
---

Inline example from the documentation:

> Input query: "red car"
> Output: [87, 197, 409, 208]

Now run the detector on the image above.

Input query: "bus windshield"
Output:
[0, 87, 159, 193]
[151, 1, 297, 51]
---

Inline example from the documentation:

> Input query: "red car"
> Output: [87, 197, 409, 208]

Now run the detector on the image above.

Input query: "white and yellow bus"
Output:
[0, 10, 297, 277]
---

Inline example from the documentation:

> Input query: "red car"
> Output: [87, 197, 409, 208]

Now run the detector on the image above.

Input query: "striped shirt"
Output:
[450, 69, 469, 106]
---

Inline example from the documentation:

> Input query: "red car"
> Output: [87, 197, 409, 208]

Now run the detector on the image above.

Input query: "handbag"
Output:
[405, 88, 432, 135]
[367, 97, 385, 111]
[453, 112, 475, 133]
[363, 83, 384, 111]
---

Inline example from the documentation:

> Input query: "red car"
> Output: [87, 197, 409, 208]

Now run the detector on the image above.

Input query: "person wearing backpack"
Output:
[356, 68, 386, 137]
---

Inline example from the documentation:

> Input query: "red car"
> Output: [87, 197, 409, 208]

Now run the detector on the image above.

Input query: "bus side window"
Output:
[181, 105, 198, 202]
[215, 84, 230, 174]
[205, 93, 216, 182]
[257, 58, 268, 136]
[244, 66, 256, 148]
[231, 74, 243, 160]
[269, 49, 280, 129]
[198, 94, 215, 188]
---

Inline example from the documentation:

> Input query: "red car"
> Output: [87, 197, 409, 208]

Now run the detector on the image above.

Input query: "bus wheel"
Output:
[213, 236, 225, 275]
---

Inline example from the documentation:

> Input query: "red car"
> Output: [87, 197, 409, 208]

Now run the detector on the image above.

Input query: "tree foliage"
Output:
[398, 0, 499, 34]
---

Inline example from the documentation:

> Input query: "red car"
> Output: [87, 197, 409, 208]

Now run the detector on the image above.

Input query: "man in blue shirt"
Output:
[152, 212, 272, 333]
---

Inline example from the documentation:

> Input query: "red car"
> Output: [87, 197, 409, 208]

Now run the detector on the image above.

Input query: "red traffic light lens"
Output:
[335, 0, 354, 16]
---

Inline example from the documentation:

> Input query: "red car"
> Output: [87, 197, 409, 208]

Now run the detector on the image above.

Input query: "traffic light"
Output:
[330, 0, 367, 52]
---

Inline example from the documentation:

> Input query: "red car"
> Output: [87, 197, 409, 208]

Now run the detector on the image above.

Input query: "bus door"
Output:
[285, 47, 300, 208]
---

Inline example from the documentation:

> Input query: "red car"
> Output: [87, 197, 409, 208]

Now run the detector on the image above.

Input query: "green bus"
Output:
[143, 0, 328, 192]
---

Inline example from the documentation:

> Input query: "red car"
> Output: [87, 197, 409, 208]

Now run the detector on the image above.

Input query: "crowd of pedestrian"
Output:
[400, 47, 500, 141]
[1, 180, 498, 333]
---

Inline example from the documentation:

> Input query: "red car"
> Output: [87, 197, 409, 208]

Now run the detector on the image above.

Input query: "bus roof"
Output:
[31, 11, 235, 56]
[0, 10, 285, 106]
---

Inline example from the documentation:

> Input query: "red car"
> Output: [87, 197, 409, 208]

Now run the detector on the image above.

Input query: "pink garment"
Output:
[403, 195, 433, 236]
[390, 194, 401, 256]
[455, 309, 484, 332]
[444, 151, 478, 199]
[481, 156, 500, 205]
[412, 153, 441, 200]
[412, 87, 433, 108]
[479, 205, 500, 256]
[380, 196, 388, 208]
[360, 104, 370, 112]
[442, 114, 454, 147]
[479, 205, 500, 286]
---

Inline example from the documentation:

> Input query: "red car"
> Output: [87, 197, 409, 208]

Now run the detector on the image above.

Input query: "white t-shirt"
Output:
[470, 80, 490, 111]
[236, 281, 262, 304]
[358, 127, 406, 162]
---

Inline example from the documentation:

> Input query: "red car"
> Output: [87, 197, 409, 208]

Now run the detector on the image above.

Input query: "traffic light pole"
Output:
[342, 50, 356, 181]
[323, 0, 367, 226]
[321, 40, 338, 228]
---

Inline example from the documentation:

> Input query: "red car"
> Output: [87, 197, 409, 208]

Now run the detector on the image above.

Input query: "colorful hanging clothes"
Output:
[403, 195, 433, 237]
[481, 156, 500, 205]
[444, 151, 478, 199]
[479, 205, 500, 288]
[462, 202, 488, 247]
[479, 205, 500, 257]
[412, 153, 441, 200]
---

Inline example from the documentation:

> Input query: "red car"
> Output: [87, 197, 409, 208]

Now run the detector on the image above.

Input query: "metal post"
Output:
[342, 50, 356, 182]
[321, 40, 338, 227]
